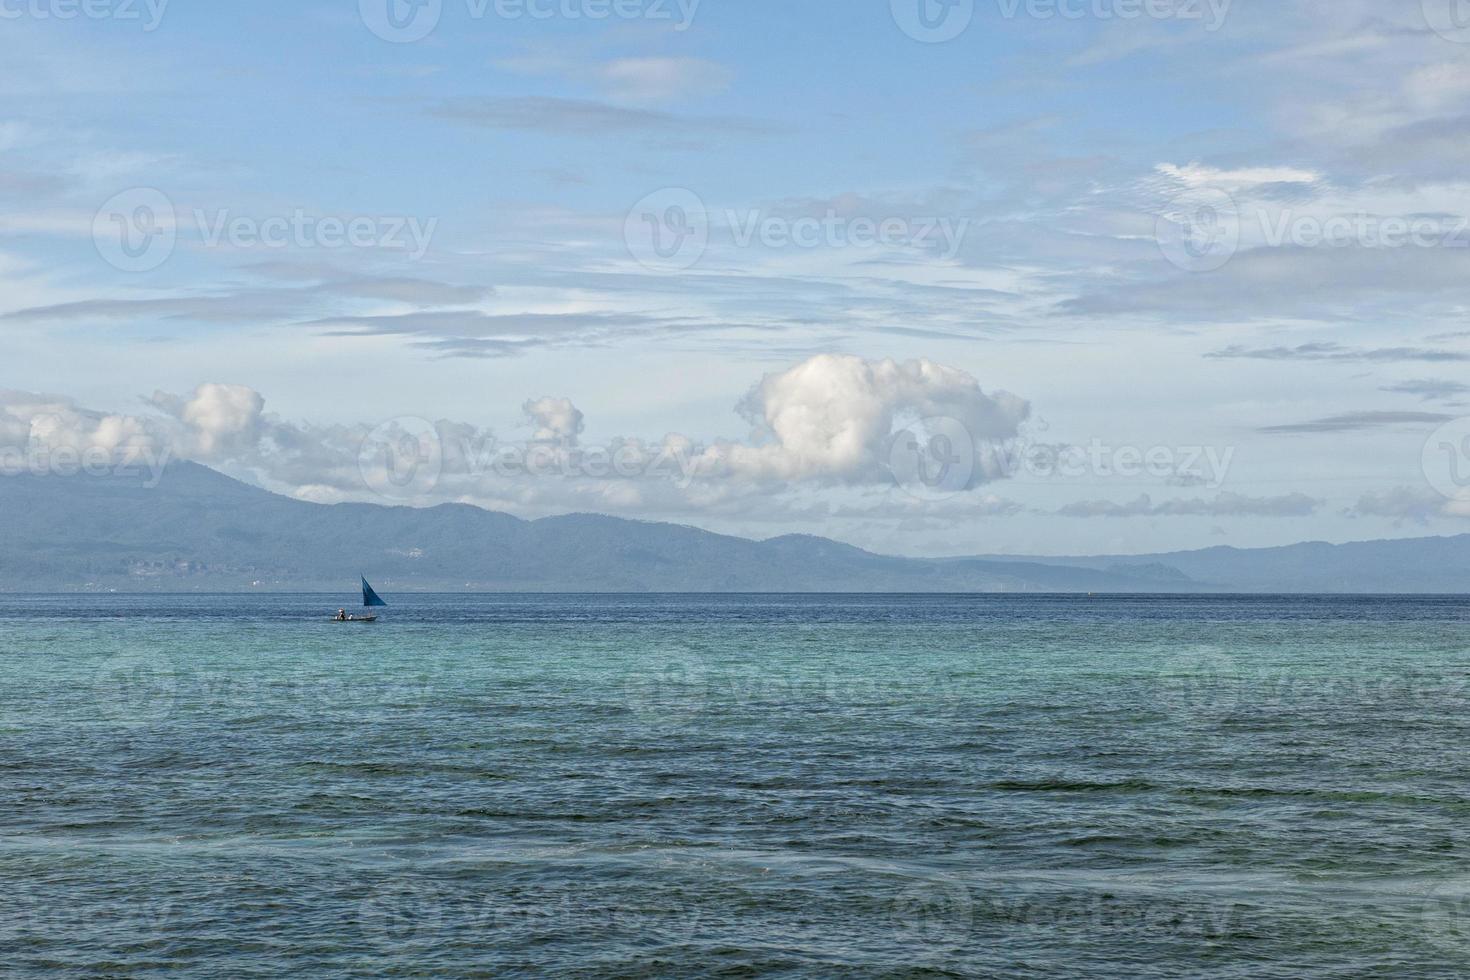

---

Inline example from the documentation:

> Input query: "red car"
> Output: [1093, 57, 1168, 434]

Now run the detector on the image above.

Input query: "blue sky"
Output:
[6, 0, 1470, 556]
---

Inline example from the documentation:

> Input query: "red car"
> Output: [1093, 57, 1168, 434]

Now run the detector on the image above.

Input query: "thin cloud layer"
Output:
[1055, 493, 1322, 519]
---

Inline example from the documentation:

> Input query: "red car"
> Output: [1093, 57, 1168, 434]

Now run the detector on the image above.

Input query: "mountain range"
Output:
[2, 462, 1467, 593]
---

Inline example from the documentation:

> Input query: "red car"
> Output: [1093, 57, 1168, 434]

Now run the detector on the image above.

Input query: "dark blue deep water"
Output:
[5, 593, 1470, 977]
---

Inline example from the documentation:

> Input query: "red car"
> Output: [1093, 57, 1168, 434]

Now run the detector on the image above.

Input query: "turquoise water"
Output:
[5, 594, 1470, 977]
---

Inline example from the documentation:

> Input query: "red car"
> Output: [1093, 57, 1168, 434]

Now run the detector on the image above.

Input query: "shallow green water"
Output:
[4, 594, 1470, 976]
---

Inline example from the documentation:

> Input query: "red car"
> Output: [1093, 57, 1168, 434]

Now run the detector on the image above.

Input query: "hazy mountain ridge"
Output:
[2, 462, 1466, 592]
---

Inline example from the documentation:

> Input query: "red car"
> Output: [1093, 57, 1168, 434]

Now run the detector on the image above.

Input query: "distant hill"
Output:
[1, 462, 1466, 592]
[970, 538, 1470, 594]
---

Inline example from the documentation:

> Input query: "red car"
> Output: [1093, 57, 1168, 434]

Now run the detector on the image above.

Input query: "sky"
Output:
[5, 0, 1470, 557]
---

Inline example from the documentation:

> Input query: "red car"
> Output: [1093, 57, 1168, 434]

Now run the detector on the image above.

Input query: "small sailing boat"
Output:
[333, 577, 387, 623]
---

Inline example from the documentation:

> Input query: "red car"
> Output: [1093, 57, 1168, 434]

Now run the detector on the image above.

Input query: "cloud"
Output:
[1152, 162, 1322, 193]
[304, 310, 725, 358]
[1055, 492, 1321, 518]
[1, 356, 1031, 522]
[426, 97, 775, 140]
[164, 384, 266, 460]
[1062, 245, 1470, 322]
[597, 57, 733, 103]
[523, 397, 584, 446]
[1380, 379, 1470, 402]
[1259, 411, 1454, 434]
[2, 275, 495, 325]
[1207, 343, 1470, 363]
[1346, 486, 1463, 526]
[690, 354, 1030, 487]
[495, 47, 733, 104]
[0, 390, 164, 463]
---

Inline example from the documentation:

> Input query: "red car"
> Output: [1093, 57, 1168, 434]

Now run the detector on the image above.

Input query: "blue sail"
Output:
[361, 577, 388, 608]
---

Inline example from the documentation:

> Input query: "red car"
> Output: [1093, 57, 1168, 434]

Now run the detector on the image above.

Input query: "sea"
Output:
[4, 593, 1470, 977]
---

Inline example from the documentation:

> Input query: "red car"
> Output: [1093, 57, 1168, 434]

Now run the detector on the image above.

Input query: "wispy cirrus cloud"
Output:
[1380, 378, 1470, 403]
[1207, 343, 1470, 364]
[496, 52, 734, 104]
[426, 96, 778, 141]
[1054, 492, 1321, 519]
[1259, 411, 1454, 435]
[1, 276, 494, 324]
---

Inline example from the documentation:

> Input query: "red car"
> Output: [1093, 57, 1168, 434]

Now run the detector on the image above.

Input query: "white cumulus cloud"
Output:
[693, 354, 1030, 487]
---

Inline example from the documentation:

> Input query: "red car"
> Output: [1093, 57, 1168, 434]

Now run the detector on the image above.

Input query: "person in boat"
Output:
[336, 609, 347, 621]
